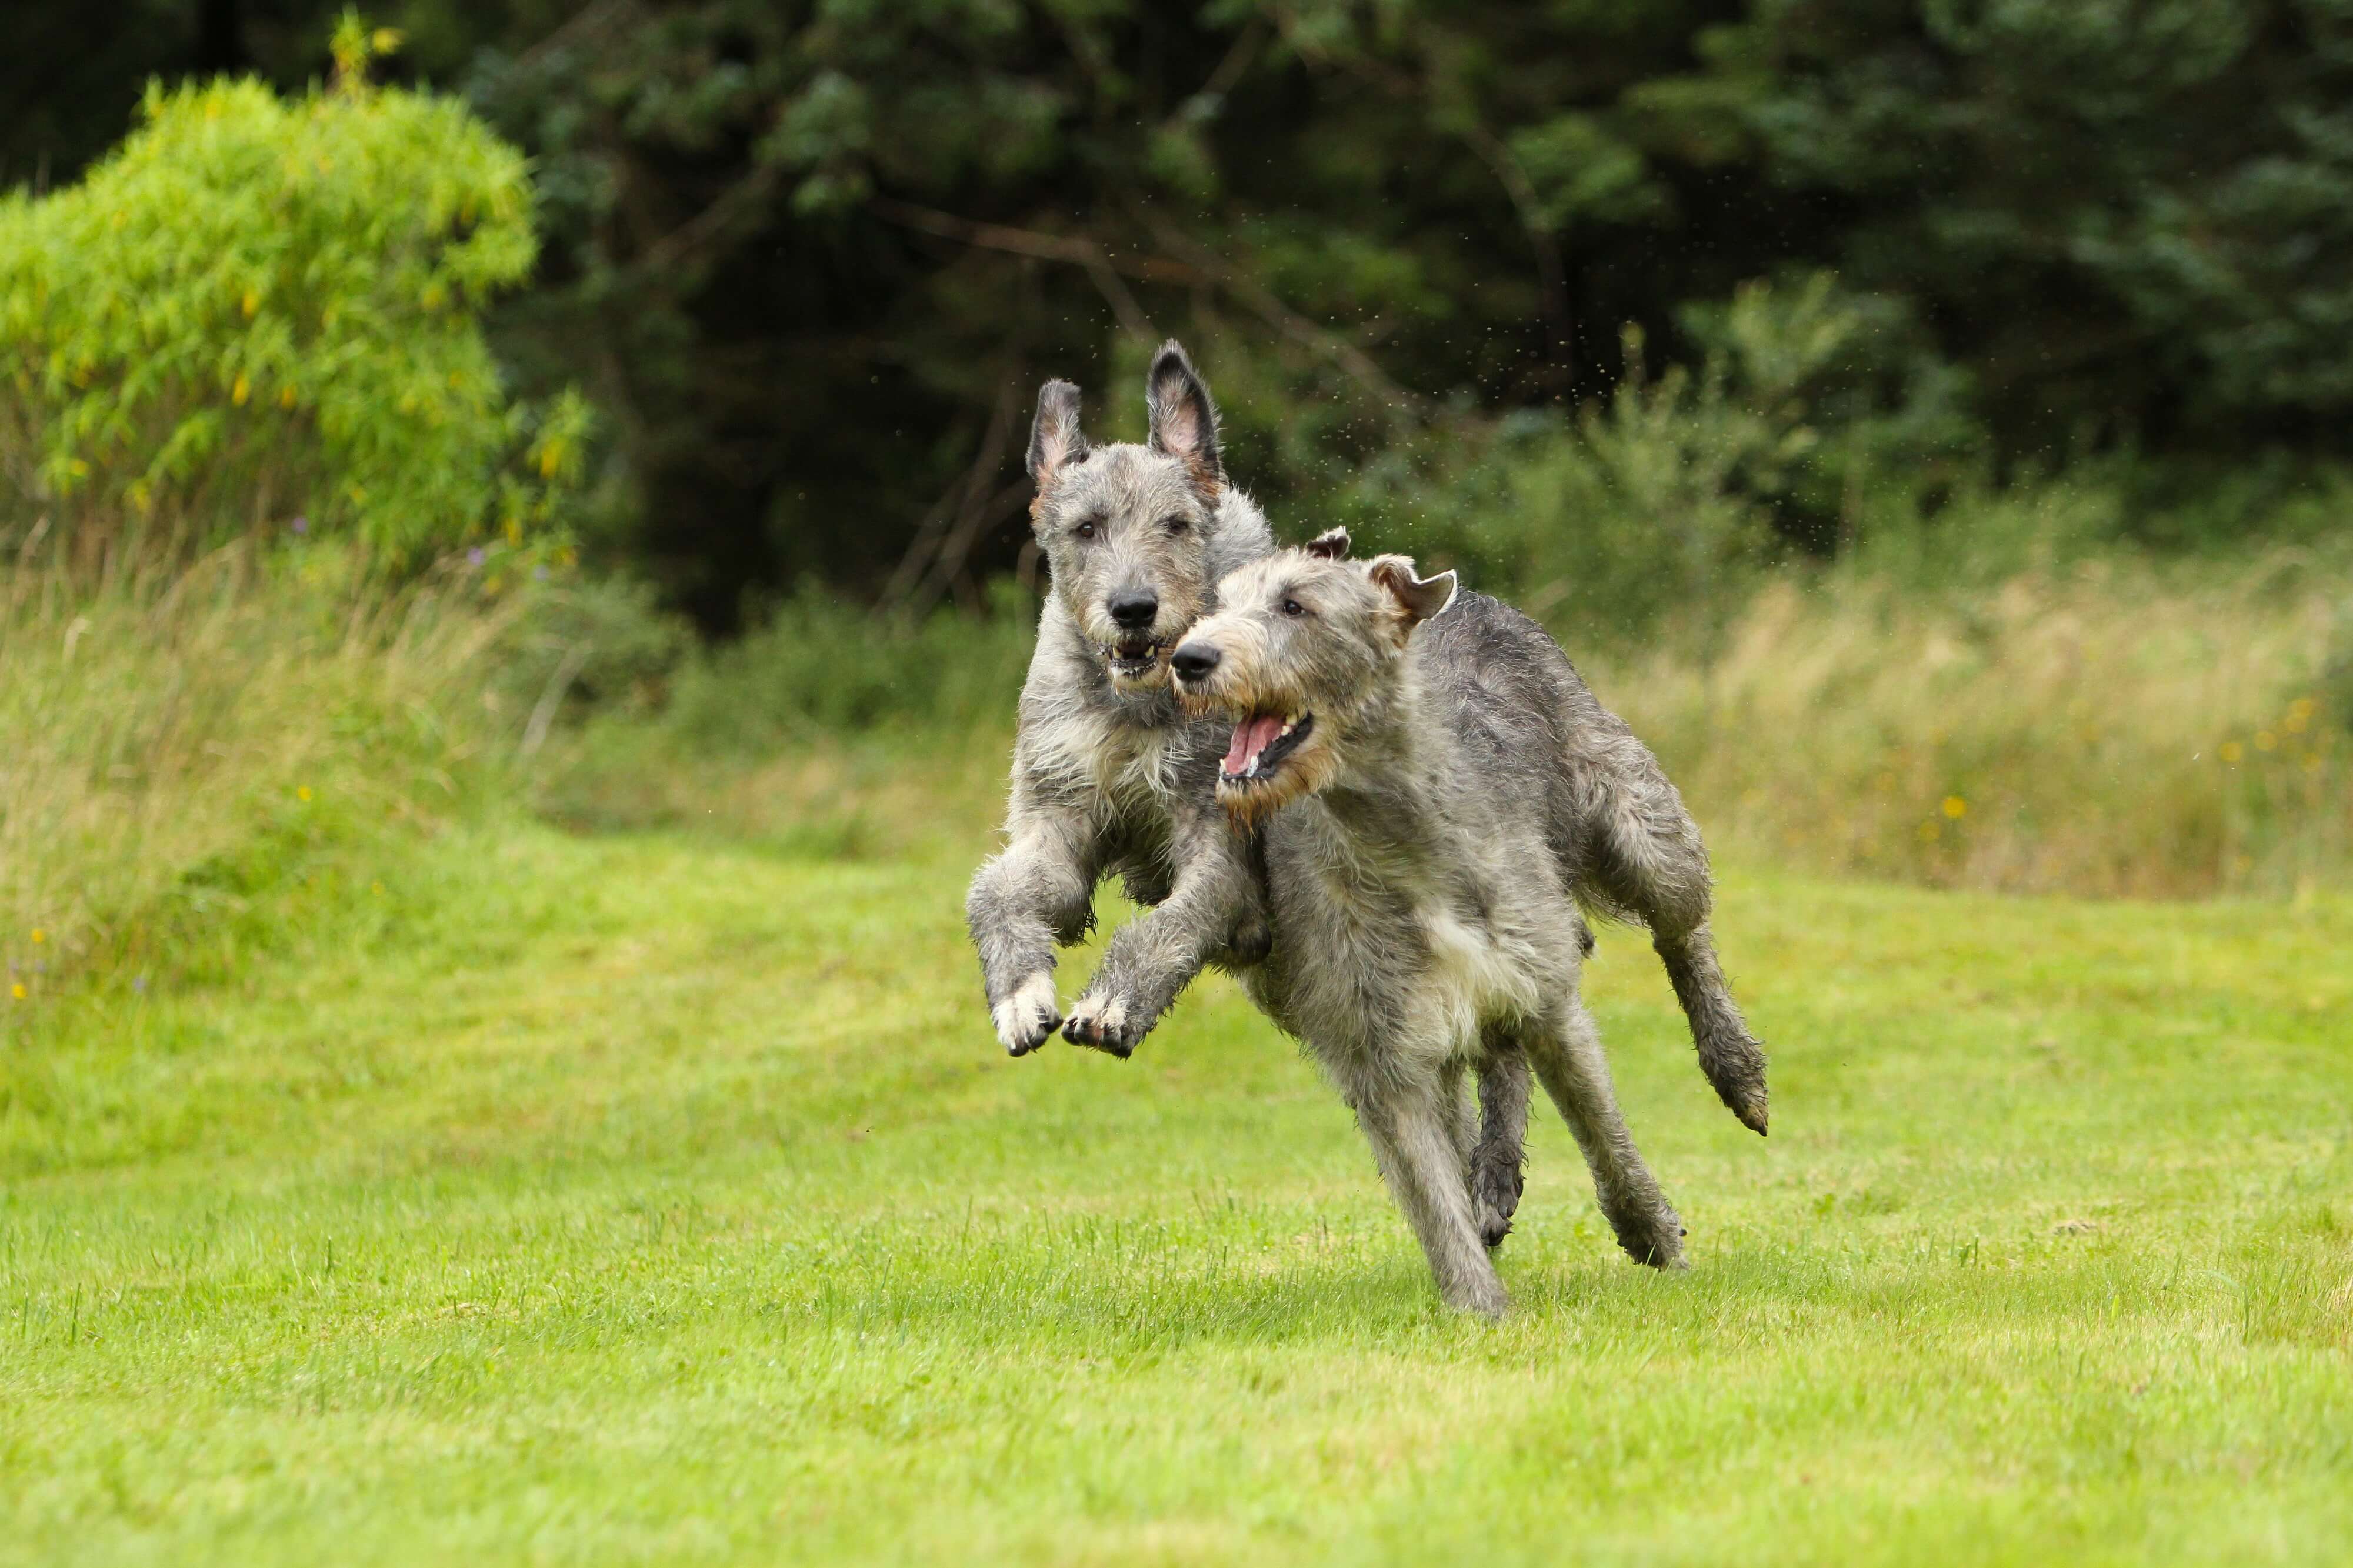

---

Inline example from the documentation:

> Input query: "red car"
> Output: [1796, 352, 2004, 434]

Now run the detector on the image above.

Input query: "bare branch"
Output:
[879, 372, 1025, 617]
[869, 198, 1197, 286]
[635, 165, 784, 278]
[1129, 203, 1448, 428]
[876, 194, 1461, 436]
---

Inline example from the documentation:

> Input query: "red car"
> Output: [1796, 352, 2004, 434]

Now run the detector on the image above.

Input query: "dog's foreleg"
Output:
[1061, 822, 1255, 1057]
[1351, 1067, 1510, 1319]
[966, 810, 1095, 1056]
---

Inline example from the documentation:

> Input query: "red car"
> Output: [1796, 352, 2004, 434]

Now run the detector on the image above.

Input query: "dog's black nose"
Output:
[1107, 590, 1158, 631]
[1169, 642, 1219, 680]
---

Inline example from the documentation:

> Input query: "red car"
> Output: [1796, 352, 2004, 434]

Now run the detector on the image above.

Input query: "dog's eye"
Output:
[1164, 515, 1189, 535]
[1074, 520, 1098, 541]
[1281, 598, 1307, 618]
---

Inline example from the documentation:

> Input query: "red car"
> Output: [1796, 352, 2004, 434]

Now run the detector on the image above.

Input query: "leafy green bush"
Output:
[658, 581, 1039, 750]
[0, 17, 586, 569]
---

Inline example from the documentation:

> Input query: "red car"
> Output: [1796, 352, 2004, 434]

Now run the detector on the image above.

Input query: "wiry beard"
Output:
[1214, 738, 1338, 824]
[1180, 682, 1341, 825]
[1103, 649, 1172, 693]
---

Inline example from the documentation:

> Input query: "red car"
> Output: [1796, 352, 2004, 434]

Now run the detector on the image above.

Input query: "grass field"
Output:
[5, 818, 2351, 1564]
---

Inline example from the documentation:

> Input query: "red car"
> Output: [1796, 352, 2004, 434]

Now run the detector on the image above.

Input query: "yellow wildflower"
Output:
[296, 785, 312, 802]
[2219, 741, 2244, 763]
[9, 983, 23, 1002]
[30, 929, 44, 944]
[1941, 796, 1967, 820]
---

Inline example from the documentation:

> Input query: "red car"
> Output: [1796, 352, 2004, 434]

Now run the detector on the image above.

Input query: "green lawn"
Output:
[4, 820, 2349, 1564]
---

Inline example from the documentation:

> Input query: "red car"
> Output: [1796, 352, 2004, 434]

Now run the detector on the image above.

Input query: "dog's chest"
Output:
[1259, 830, 1539, 1056]
[1028, 703, 1191, 830]
[1415, 900, 1521, 1011]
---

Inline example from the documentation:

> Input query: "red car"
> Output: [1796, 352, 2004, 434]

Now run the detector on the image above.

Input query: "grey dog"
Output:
[964, 342, 1277, 1059]
[1163, 533, 1762, 1313]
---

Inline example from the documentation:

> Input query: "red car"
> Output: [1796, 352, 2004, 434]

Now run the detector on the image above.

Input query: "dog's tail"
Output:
[1653, 926, 1769, 1135]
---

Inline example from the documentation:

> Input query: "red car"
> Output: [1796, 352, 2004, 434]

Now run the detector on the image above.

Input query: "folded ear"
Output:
[1367, 554, 1458, 633]
[1145, 339, 1222, 495]
[1303, 527, 1351, 561]
[1028, 379, 1088, 486]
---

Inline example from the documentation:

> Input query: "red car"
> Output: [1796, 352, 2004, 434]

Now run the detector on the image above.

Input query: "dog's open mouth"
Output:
[1221, 710, 1312, 783]
[1100, 639, 1165, 680]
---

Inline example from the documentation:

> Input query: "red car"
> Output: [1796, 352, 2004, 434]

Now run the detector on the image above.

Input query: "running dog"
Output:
[965, 342, 1277, 1059]
[1162, 532, 1767, 1313]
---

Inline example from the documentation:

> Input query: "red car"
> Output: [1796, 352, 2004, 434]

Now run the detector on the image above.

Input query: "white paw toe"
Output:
[992, 972, 1060, 1051]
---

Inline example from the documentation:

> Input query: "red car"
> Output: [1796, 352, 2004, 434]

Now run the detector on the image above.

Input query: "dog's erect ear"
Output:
[1145, 339, 1222, 495]
[1028, 379, 1089, 486]
[1367, 554, 1458, 635]
[1303, 527, 1351, 561]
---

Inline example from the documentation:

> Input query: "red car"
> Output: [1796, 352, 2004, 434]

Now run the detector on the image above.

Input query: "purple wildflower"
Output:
[290, 515, 309, 535]
[468, 547, 487, 567]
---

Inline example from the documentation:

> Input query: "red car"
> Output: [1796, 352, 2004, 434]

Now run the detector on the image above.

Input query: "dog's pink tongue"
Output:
[1224, 713, 1284, 774]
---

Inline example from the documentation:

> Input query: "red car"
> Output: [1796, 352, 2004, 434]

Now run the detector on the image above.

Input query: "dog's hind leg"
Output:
[1527, 998, 1685, 1269]
[1654, 924, 1769, 1135]
[966, 808, 1097, 1056]
[1582, 773, 1771, 1136]
[1469, 1033, 1529, 1250]
[1350, 1066, 1511, 1318]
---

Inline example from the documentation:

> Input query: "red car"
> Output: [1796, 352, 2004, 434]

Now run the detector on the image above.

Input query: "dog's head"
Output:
[1028, 341, 1235, 695]
[1168, 528, 1455, 822]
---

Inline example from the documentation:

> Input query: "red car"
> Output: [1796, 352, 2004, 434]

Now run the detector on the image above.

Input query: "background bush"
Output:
[0, 19, 587, 572]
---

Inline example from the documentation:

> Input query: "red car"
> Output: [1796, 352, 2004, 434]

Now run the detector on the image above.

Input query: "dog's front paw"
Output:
[992, 973, 1062, 1057]
[1061, 992, 1145, 1058]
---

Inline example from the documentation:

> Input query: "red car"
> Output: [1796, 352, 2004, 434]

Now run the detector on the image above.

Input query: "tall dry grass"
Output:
[1, 543, 532, 995]
[1598, 555, 2353, 898]
[7, 529, 2346, 1024]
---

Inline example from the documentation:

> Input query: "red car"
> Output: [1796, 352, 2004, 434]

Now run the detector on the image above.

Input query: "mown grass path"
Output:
[5, 825, 2349, 1564]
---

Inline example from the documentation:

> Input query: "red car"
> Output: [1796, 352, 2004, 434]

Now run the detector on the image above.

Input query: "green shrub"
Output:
[656, 581, 1038, 751]
[0, 16, 587, 571]
[1242, 274, 1981, 639]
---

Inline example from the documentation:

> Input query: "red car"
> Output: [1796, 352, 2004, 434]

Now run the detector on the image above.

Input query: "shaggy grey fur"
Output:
[1158, 536, 1769, 1315]
[964, 343, 1277, 1059]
